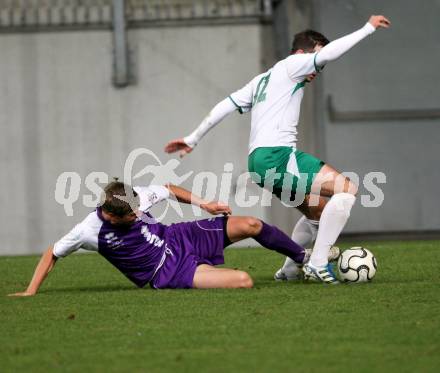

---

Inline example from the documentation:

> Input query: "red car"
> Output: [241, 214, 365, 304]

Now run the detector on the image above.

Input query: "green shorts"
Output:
[248, 146, 325, 201]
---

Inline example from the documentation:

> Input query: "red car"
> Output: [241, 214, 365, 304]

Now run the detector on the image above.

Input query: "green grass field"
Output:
[2, 241, 440, 373]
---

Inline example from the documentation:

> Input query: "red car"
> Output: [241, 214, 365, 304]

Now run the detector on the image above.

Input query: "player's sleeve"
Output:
[53, 223, 85, 258]
[315, 22, 376, 67]
[134, 185, 170, 211]
[286, 22, 376, 82]
[183, 98, 237, 148]
[228, 82, 253, 114]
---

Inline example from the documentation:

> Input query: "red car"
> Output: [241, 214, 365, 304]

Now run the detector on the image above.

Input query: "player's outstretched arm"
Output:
[8, 246, 58, 297]
[164, 97, 237, 158]
[166, 184, 232, 215]
[315, 15, 390, 67]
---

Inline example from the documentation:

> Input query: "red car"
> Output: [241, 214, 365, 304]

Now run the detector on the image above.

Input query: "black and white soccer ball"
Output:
[337, 247, 377, 283]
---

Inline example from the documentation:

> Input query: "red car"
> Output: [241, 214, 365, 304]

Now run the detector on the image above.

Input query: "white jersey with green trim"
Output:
[182, 22, 376, 155]
[229, 53, 319, 155]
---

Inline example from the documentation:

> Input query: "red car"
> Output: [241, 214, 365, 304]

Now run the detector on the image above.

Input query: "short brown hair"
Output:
[100, 181, 140, 217]
[291, 30, 329, 53]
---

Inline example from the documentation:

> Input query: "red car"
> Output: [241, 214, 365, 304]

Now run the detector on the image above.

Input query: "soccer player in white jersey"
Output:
[165, 15, 390, 284]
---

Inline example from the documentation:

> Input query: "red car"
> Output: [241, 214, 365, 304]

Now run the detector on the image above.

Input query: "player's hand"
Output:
[200, 202, 232, 216]
[8, 291, 35, 297]
[368, 15, 391, 29]
[164, 139, 193, 158]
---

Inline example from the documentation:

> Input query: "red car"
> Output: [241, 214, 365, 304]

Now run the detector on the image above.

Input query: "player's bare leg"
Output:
[303, 164, 358, 284]
[311, 164, 358, 197]
[225, 216, 263, 242]
[298, 194, 327, 219]
[193, 264, 253, 289]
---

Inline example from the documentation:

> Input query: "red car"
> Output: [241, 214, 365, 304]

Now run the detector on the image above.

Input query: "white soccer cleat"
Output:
[302, 262, 339, 285]
[328, 246, 341, 262]
[274, 247, 340, 281]
[304, 246, 340, 263]
[274, 264, 302, 281]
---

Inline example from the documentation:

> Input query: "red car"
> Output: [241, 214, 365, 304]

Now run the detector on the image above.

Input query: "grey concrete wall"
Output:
[313, 0, 440, 232]
[0, 24, 267, 255]
[2, 0, 436, 256]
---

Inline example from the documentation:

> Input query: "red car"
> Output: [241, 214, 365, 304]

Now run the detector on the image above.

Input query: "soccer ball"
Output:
[337, 247, 377, 283]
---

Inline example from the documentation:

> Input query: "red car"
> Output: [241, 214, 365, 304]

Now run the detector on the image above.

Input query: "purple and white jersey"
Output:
[53, 185, 171, 288]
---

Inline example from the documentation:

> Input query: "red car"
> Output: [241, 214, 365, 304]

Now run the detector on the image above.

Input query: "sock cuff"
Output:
[332, 193, 356, 206]
[306, 219, 320, 227]
[258, 221, 271, 237]
[333, 192, 356, 201]
[327, 193, 356, 216]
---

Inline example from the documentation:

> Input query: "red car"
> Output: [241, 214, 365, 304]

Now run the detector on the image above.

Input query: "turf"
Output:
[1, 241, 440, 373]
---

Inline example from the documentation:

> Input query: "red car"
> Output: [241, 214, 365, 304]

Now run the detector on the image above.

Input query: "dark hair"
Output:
[291, 30, 330, 54]
[100, 181, 139, 217]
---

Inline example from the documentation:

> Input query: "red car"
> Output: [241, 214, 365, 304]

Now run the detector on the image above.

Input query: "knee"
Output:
[344, 180, 358, 196]
[244, 217, 263, 236]
[236, 271, 254, 288]
[333, 176, 358, 196]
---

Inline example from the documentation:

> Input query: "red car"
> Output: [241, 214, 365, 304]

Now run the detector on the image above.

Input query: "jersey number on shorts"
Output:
[253, 73, 271, 106]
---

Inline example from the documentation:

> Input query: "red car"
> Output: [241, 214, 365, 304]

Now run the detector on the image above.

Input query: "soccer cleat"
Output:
[304, 246, 341, 263]
[274, 247, 340, 281]
[302, 262, 340, 284]
[328, 246, 341, 262]
[274, 265, 302, 281]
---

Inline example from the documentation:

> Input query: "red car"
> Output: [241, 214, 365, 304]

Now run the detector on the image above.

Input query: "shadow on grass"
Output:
[36, 277, 402, 295]
[40, 284, 142, 294]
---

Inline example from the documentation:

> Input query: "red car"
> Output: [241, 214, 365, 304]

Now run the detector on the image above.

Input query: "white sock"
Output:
[281, 216, 319, 275]
[310, 193, 356, 267]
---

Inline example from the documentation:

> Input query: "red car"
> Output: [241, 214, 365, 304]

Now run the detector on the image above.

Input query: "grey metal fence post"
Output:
[112, 0, 130, 87]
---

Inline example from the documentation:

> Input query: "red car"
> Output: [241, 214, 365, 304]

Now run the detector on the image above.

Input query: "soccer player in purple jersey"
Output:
[10, 181, 313, 295]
